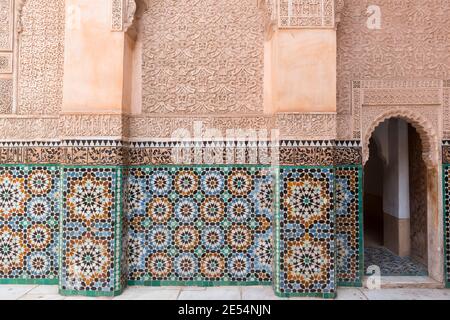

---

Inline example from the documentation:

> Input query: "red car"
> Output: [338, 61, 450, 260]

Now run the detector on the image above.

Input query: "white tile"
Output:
[19, 294, 65, 301]
[335, 288, 368, 300]
[178, 287, 241, 300]
[0, 285, 37, 300]
[361, 288, 450, 300]
[178, 286, 208, 291]
[26, 285, 59, 295]
[64, 296, 114, 300]
[288, 296, 326, 301]
[114, 287, 180, 300]
[241, 287, 284, 300]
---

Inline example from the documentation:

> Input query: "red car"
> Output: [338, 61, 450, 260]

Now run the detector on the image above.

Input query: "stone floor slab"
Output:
[0, 285, 37, 300]
[335, 288, 368, 300]
[178, 287, 241, 300]
[361, 288, 450, 300]
[241, 286, 284, 300]
[114, 286, 181, 300]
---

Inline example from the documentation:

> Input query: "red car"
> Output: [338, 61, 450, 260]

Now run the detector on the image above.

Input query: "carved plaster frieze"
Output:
[17, 0, 65, 115]
[443, 145, 450, 164]
[278, 0, 335, 29]
[0, 52, 12, 73]
[275, 113, 337, 141]
[128, 115, 274, 141]
[0, 0, 13, 50]
[0, 116, 59, 141]
[0, 78, 12, 113]
[59, 114, 128, 140]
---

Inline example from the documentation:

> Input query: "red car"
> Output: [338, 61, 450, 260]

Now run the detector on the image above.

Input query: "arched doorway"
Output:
[362, 113, 444, 284]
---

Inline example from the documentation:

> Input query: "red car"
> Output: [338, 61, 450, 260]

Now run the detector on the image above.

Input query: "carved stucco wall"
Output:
[17, 0, 65, 115]
[409, 125, 428, 266]
[337, 0, 450, 140]
[0, 0, 13, 113]
[141, 0, 264, 115]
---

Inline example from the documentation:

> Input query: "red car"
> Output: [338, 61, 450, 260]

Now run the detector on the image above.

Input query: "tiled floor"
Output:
[0, 285, 449, 300]
[365, 247, 428, 276]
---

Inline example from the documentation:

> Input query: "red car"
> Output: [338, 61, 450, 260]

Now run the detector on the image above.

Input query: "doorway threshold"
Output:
[362, 276, 444, 289]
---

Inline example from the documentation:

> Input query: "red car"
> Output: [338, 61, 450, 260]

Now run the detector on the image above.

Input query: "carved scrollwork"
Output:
[112, 0, 148, 39]
[258, 0, 278, 40]
[334, 0, 344, 28]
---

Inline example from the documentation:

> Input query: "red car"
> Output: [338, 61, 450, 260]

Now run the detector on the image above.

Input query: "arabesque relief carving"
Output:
[0, 0, 13, 51]
[338, 0, 450, 140]
[141, 0, 265, 115]
[278, 0, 335, 28]
[17, 0, 65, 115]
[0, 78, 12, 113]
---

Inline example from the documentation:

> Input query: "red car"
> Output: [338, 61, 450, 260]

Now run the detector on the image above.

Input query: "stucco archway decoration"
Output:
[111, 0, 149, 35]
[15, 0, 27, 34]
[362, 108, 440, 169]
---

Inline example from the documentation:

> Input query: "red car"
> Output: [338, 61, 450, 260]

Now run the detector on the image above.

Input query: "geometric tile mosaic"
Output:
[60, 167, 125, 296]
[0, 165, 60, 284]
[275, 167, 336, 298]
[444, 165, 450, 287]
[364, 247, 428, 276]
[125, 166, 273, 286]
[335, 166, 363, 286]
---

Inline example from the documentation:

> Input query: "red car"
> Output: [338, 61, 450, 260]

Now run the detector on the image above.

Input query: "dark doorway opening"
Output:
[363, 118, 428, 276]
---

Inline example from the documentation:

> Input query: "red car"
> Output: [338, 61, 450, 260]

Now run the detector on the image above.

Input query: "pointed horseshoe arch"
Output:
[362, 108, 440, 169]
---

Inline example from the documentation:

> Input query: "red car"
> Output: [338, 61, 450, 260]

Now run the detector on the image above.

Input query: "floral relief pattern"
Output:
[126, 166, 273, 284]
[142, 0, 264, 114]
[0, 166, 59, 282]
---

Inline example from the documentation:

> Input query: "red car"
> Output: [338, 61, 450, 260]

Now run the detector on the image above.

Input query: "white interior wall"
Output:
[378, 119, 410, 219]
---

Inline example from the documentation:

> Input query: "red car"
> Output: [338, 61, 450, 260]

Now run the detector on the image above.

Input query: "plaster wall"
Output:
[383, 119, 410, 220]
[270, 29, 336, 113]
[62, 0, 125, 113]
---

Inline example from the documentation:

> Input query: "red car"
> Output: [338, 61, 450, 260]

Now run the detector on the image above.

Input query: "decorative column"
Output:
[59, 140, 126, 296]
[58, 0, 132, 296]
[334, 144, 364, 287]
[443, 142, 450, 288]
[268, 0, 344, 298]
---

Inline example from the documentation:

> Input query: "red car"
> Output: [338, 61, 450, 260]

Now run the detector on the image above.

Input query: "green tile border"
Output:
[59, 288, 124, 297]
[0, 279, 58, 285]
[336, 165, 364, 288]
[128, 280, 273, 287]
[443, 164, 449, 288]
[275, 291, 337, 299]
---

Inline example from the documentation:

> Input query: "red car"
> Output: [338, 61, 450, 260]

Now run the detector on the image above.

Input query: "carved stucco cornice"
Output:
[0, 112, 341, 142]
[111, 0, 148, 39]
[334, 0, 345, 29]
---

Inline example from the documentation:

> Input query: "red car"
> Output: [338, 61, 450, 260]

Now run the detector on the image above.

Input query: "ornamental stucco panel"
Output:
[0, 78, 12, 113]
[141, 0, 265, 115]
[0, 0, 13, 51]
[278, 0, 335, 28]
[337, 0, 450, 138]
[17, 0, 65, 115]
